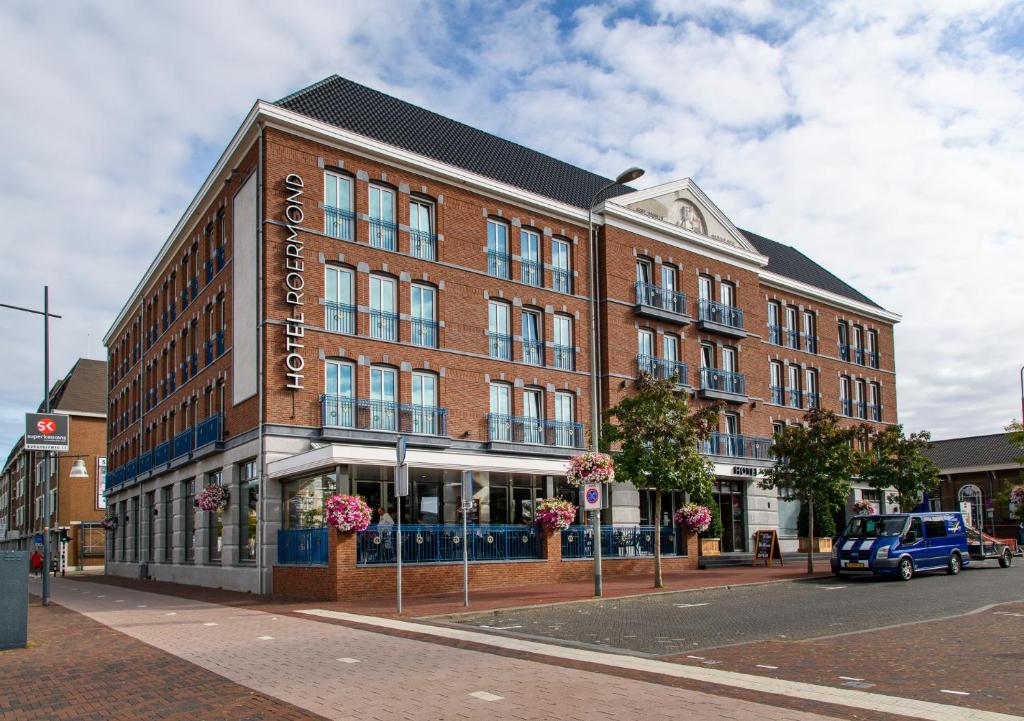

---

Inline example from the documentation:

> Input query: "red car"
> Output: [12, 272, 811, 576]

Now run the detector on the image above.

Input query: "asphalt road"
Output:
[449, 560, 1024, 656]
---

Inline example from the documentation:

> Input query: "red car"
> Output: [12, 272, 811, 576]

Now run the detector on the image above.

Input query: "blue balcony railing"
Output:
[189, 352, 198, 378]
[205, 339, 213, 365]
[357, 524, 543, 565]
[635, 282, 688, 316]
[487, 332, 512, 360]
[367, 310, 398, 341]
[487, 414, 584, 448]
[368, 218, 397, 250]
[770, 385, 785, 405]
[867, 351, 879, 369]
[868, 403, 882, 421]
[154, 441, 171, 466]
[410, 318, 437, 348]
[768, 324, 782, 345]
[841, 399, 853, 416]
[701, 433, 772, 460]
[698, 298, 744, 329]
[321, 396, 448, 436]
[551, 268, 571, 294]
[216, 246, 225, 272]
[205, 258, 214, 283]
[554, 345, 575, 371]
[325, 206, 354, 241]
[196, 413, 222, 448]
[839, 342, 851, 361]
[189, 276, 199, 302]
[278, 527, 329, 566]
[786, 329, 801, 349]
[216, 330, 225, 357]
[409, 229, 436, 260]
[562, 525, 681, 559]
[804, 334, 818, 354]
[173, 428, 193, 458]
[700, 367, 746, 396]
[325, 301, 356, 334]
[487, 250, 510, 279]
[522, 338, 543, 365]
[520, 258, 542, 286]
[786, 387, 803, 409]
[805, 392, 821, 409]
[138, 450, 153, 474]
[637, 354, 688, 385]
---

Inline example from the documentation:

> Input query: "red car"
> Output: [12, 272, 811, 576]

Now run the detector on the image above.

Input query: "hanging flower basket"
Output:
[852, 499, 876, 515]
[1009, 486, 1024, 507]
[566, 451, 615, 487]
[674, 504, 711, 534]
[194, 483, 229, 512]
[535, 498, 578, 531]
[100, 514, 118, 531]
[324, 494, 372, 533]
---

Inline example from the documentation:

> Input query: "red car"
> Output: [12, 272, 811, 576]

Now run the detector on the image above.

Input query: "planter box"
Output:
[700, 537, 721, 556]
[798, 536, 833, 553]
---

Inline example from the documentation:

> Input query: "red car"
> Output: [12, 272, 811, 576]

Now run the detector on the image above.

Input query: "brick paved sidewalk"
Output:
[0, 600, 327, 721]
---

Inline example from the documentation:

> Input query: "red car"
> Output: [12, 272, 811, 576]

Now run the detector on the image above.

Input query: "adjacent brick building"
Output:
[102, 76, 900, 594]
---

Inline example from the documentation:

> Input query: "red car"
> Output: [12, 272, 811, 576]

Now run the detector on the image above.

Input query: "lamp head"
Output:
[614, 167, 645, 184]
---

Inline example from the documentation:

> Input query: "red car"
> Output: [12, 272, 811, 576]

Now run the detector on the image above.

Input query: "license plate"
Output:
[847, 561, 865, 568]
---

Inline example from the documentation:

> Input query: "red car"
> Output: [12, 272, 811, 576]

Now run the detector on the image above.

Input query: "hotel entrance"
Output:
[713, 480, 746, 552]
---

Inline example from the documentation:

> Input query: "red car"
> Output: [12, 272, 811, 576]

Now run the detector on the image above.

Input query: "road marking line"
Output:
[478, 625, 522, 630]
[755, 665, 778, 670]
[257, 636, 273, 640]
[838, 676, 864, 681]
[203, 622, 217, 627]
[136, 604, 147, 608]
[164, 612, 176, 616]
[940, 690, 970, 696]
[819, 586, 846, 590]
[673, 603, 710, 608]
[115, 600, 124, 603]
[686, 655, 705, 660]
[469, 691, 503, 702]
[336, 658, 360, 664]
[298, 609, 1023, 721]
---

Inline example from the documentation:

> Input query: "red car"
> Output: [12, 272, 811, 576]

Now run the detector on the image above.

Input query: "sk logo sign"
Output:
[37, 418, 56, 435]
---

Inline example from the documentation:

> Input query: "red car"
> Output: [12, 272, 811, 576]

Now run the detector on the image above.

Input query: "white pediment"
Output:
[610, 178, 758, 254]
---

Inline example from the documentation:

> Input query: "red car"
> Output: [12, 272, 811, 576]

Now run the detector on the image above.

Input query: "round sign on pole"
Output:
[582, 483, 602, 511]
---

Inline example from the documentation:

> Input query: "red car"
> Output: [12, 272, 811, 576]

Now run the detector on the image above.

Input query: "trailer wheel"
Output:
[999, 549, 1012, 568]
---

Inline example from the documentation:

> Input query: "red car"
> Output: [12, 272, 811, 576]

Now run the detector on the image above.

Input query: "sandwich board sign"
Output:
[25, 412, 70, 452]
[752, 529, 783, 567]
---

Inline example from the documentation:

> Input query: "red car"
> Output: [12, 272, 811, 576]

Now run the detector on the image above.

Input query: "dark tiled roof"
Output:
[923, 433, 1023, 470]
[37, 358, 107, 416]
[740, 229, 882, 309]
[275, 75, 634, 209]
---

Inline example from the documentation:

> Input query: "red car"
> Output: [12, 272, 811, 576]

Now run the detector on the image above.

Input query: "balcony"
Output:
[368, 218, 397, 251]
[409, 229, 436, 261]
[637, 354, 689, 386]
[173, 428, 193, 458]
[634, 282, 691, 324]
[551, 268, 571, 294]
[553, 345, 575, 371]
[325, 301, 356, 334]
[410, 318, 437, 348]
[325, 205, 354, 241]
[196, 413, 223, 448]
[770, 385, 785, 405]
[520, 258, 542, 287]
[154, 441, 171, 466]
[487, 332, 512, 360]
[839, 342, 851, 362]
[867, 403, 882, 422]
[180, 288, 189, 309]
[487, 250, 510, 279]
[486, 414, 584, 450]
[804, 335, 818, 354]
[768, 325, 782, 345]
[321, 396, 448, 436]
[522, 338, 543, 365]
[701, 432, 772, 460]
[786, 329, 801, 350]
[698, 367, 747, 403]
[216, 330, 225, 357]
[697, 299, 745, 338]
[216, 246, 225, 272]
[786, 387, 803, 409]
[867, 351, 879, 369]
[205, 258, 214, 283]
[805, 392, 821, 409]
[368, 310, 398, 341]
[853, 347, 865, 365]
[138, 450, 153, 474]
[189, 276, 199, 302]
[841, 399, 853, 416]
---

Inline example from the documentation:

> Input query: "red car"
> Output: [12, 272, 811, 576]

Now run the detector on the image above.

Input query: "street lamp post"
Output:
[1018, 364, 1023, 425]
[586, 166, 644, 598]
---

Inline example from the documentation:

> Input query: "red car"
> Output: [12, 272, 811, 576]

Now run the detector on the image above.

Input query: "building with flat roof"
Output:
[102, 76, 900, 595]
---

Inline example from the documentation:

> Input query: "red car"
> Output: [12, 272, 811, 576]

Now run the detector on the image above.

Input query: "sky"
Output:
[1, 0, 1022, 453]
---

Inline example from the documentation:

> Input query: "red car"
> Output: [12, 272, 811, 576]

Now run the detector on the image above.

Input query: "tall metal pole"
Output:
[395, 493, 402, 615]
[42, 286, 52, 607]
[587, 203, 603, 598]
[1018, 365, 1023, 426]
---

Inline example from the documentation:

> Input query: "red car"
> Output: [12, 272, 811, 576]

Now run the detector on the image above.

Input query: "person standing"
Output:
[30, 549, 43, 577]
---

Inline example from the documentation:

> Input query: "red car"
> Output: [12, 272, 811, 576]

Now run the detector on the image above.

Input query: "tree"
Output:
[759, 408, 860, 573]
[996, 422, 1024, 522]
[603, 374, 720, 587]
[859, 425, 939, 512]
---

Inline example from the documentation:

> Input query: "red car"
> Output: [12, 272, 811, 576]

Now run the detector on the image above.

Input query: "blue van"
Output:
[831, 512, 970, 581]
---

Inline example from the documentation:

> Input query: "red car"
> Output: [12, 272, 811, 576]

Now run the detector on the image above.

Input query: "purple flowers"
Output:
[1009, 486, 1024, 507]
[566, 452, 614, 487]
[100, 514, 118, 531]
[535, 498, 578, 530]
[194, 483, 229, 512]
[324, 494, 372, 532]
[674, 503, 712, 533]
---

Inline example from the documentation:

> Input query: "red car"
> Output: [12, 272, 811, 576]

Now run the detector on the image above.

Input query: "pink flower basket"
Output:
[852, 499, 876, 515]
[194, 484, 229, 512]
[324, 494, 372, 533]
[1009, 486, 1024, 507]
[100, 515, 118, 531]
[566, 452, 615, 487]
[535, 498, 578, 531]
[674, 504, 711, 534]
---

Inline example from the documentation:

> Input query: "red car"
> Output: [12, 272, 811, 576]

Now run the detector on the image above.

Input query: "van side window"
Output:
[907, 518, 923, 539]
[924, 519, 947, 538]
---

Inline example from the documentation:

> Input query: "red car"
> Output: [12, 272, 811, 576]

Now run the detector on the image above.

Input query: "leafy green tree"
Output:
[759, 408, 860, 573]
[859, 425, 939, 512]
[797, 498, 837, 539]
[996, 422, 1024, 521]
[603, 374, 720, 587]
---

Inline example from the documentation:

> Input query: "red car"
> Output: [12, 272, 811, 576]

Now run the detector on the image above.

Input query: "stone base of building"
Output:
[106, 560, 263, 594]
[273, 527, 700, 602]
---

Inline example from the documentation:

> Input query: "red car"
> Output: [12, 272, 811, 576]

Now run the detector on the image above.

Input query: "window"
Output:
[239, 461, 258, 562]
[769, 361, 784, 404]
[636, 258, 653, 286]
[522, 309, 543, 365]
[838, 321, 850, 361]
[839, 376, 852, 416]
[487, 301, 511, 360]
[489, 383, 512, 441]
[369, 276, 397, 341]
[772, 421, 785, 437]
[410, 285, 436, 348]
[787, 365, 802, 408]
[663, 334, 679, 363]
[553, 315, 574, 370]
[324, 360, 355, 427]
[721, 346, 736, 373]
[554, 392, 575, 447]
[324, 172, 353, 240]
[522, 389, 544, 444]
[805, 368, 819, 408]
[207, 470, 223, 563]
[869, 382, 882, 421]
[720, 281, 736, 307]
[368, 185, 396, 250]
[855, 379, 867, 419]
[551, 238, 571, 293]
[325, 266, 355, 334]
[700, 343, 714, 369]
[638, 329, 655, 361]
[162, 486, 173, 562]
[661, 265, 677, 294]
[852, 325, 864, 364]
[802, 311, 817, 353]
[924, 518, 947, 538]
[520, 229, 541, 286]
[487, 219, 510, 278]
[411, 372, 438, 434]
[698, 275, 713, 301]
[184, 479, 195, 562]
[785, 306, 799, 349]
[370, 367, 397, 431]
[409, 198, 434, 260]
[767, 301, 782, 344]
[867, 329, 879, 368]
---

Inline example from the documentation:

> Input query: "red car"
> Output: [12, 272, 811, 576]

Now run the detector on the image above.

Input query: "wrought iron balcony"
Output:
[487, 332, 512, 360]
[770, 385, 785, 405]
[786, 329, 801, 350]
[410, 318, 438, 348]
[634, 281, 690, 323]
[804, 334, 818, 354]
[487, 414, 584, 448]
[697, 299, 744, 336]
[841, 398, 853, 416]
[522, 338, 544, 365]
[154, 440, 171, 466]
[839, 342, 851, 361]
[867, 351, 879, 369]
[487, 250, 510, 279]
[325, 205, 354, 241]
[321, 396, 448, 436]
[637, 354, 689, 385]
[196, 413, 222, 448]
[786, 387, 803, 409]
[551, 268, 571, 294]
[554, 345, 575, 371]
[325, 301, 356, 334]
[805, 392, 821, 409]
[216, 246, 225, 272]
[520, 258, 542, 287]
[701, 432, 772, 460]
[867, 403, 882, 422]
[699, 367, 747, 401]
[205, 258, 214, 283]
[173, 428, 193, 458]
[368, 218, 397, 251]
[368, 310, 398, 341]
[409, 229, 436, 260]
[216, 330, 225, 357]
[768, 324, 782, 345]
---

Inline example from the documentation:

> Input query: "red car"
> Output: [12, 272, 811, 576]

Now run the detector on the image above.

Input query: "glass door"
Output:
[522, 389, 543, 444]
[370, 367, 397, 430]
[325, 361, 354, 427]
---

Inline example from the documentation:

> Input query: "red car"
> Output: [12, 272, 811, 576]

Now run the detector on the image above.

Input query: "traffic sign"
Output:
[582, 483, 602, 511]
[25, 412, 69, 452]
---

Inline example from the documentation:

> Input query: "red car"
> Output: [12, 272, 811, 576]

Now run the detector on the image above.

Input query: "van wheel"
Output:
[947, 552, 962, 575]
[999, 550, 1012, 568]
[898, 557, 913, 581]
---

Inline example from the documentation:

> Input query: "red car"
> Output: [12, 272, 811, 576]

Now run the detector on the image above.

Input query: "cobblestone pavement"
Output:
[28, 576, 881, 721]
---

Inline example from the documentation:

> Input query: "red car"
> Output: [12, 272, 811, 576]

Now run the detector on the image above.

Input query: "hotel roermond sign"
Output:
[283, 173, 307, 390]
[24, 412, 70, 452]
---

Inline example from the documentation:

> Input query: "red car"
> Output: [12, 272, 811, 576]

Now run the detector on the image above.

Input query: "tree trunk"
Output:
[806, 495, 815, 574]
[654, 489, 663, 588]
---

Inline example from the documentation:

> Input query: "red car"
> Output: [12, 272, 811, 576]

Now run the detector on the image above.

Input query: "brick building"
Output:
[0, 358, 108, 567]
[102, 76, 899, 594]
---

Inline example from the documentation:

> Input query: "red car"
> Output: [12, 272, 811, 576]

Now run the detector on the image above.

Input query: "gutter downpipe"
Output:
[256, 122, 266, 595]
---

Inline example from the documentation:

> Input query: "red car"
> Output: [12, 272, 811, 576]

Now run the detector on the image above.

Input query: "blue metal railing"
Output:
[487, 332, 512, 360]
[216, 330, 225, 357]
[522, 338, 543, 365]
[768, 324, 782, 345]
[216, 246, 225, 272]
[356, 524, 543, 565]
[196, 413, 222, 448]
[868, 404, 882, 421]
[700, 367, 746, 395]
[551, 268, 571, 294]
[701, 433, 772, 460]
[554, 345, 575, 371]
[138, 449, 153, 474]
[520, 258, 542, 286]
[786, 329, 801, 349]
[278, 527, 329, 566]
[786, 387, 803, 409]
[368, 218, 397, 250]
[368, 310, 398, 341]
[154, 441, 171, 466]
[410, 318, 437, 347]
[205, 339, 213, 365]
[325, 301, 356, 334]
[562, 525, 680, 559]
[804, 334, 818, 354]
[635, 281, 688, 316]
[205, 258, 214, 283]
[487, 414, 584, 448]
[173, 428, 193, 458]
[698, 298, 744, 329]
[189, 276, 199, 302]
[409, 229, 436, 260]
[321, 395, 448, 436]
[637, 354, 688, 385]
[841, 399, 853, 416]
[325, 206, 354, 241]
[805, 392, 821, 409]
[839, 342, 851, 361]
[487, 250, 510, 279]
[770, 385, 785, 405]
[867, 351, 879, 369]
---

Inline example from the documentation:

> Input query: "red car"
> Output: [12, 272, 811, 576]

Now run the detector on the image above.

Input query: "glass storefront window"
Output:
[283, 471, 338, 528]
[239, 460, 258, 562]
[208, 470, 223, 563]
